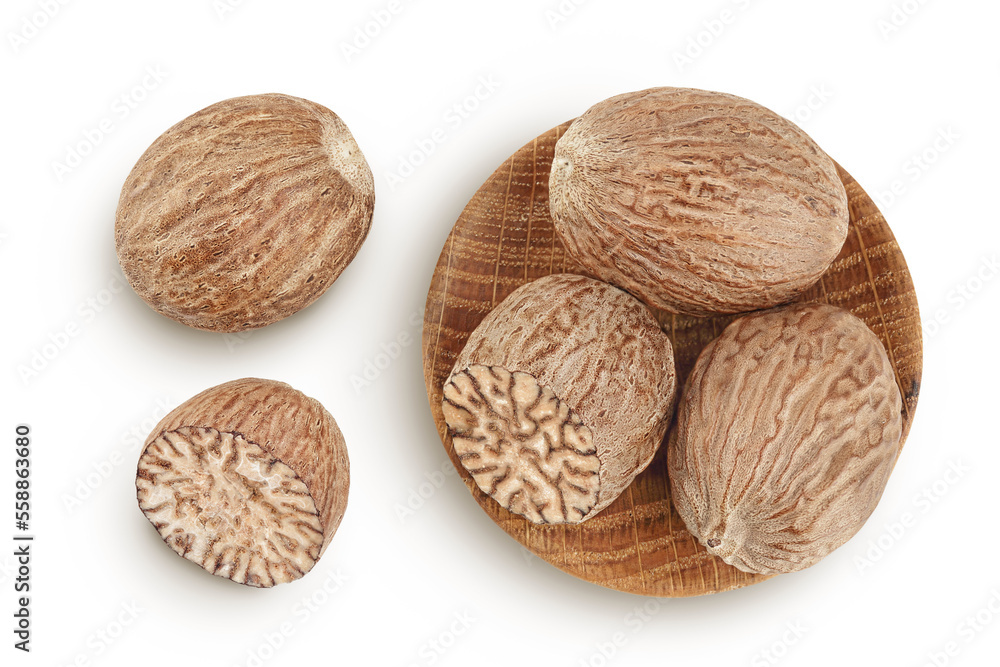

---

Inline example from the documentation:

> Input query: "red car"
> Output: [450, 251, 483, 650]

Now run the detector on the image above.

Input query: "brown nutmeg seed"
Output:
[667, 303, 902, 575]
[549, 87, 849, 316]
[443, 274, 676, 524]
[116, 93, 374, 332]
[136, 378, 349, 588]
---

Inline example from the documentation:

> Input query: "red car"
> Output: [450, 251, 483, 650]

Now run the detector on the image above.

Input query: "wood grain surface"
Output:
[422, 121, 922, 597]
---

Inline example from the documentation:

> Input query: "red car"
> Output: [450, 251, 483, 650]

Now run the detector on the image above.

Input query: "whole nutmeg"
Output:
[116, 93, 374, 332]
[667, 303, 902, 575]
[136, 378, 349, 587]
[442, 274, 676, 524]
[549, 87, 849, 316]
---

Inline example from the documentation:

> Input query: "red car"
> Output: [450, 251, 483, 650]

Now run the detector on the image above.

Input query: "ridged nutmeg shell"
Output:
[116, 93, 374, 332]
[667, 303, 902, 575]
[442, 274, 676, 524]
[549, 87, 849, 316]
[136, 378, 349, 587]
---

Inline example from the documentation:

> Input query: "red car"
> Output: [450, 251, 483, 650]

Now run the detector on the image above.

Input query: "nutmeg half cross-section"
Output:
[136, 378, 349, 587]
[442, 274, 676, 524]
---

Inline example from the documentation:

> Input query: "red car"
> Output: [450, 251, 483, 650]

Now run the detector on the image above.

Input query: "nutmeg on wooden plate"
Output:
[667, 303, 903, 575]
[549, 87, 849, 317]
[442, 274, 676, 525]
[424, 83, 920, 595]
[116, 93, 374, 332]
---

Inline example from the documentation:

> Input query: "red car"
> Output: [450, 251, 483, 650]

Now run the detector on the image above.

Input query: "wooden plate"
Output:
[421, 121, 922, 597]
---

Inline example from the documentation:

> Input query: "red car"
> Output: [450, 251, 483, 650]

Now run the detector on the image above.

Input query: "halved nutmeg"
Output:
[442, 274, 676, 524]
[136, 378, 349, 587]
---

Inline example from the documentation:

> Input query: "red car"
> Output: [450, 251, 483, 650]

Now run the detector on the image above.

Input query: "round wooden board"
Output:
[422, 121, 922, 597]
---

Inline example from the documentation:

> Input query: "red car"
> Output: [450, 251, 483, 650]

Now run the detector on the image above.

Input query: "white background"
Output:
[1, 1, 997, 666]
